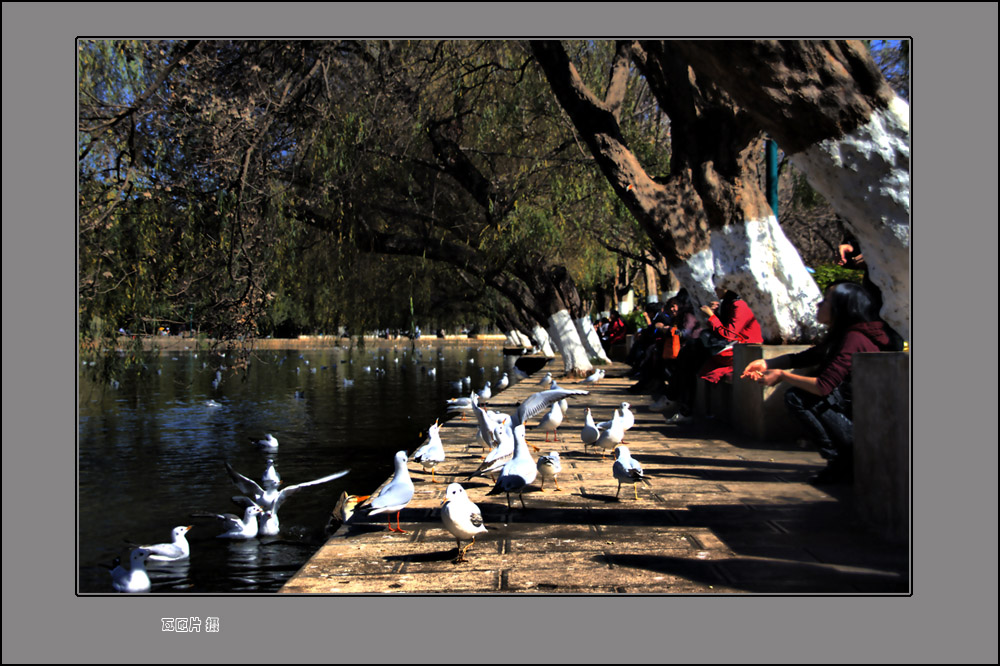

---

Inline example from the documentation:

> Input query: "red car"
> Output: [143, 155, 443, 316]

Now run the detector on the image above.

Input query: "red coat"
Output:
[607, 317, 627, 344]
[699, 299, 763, 383]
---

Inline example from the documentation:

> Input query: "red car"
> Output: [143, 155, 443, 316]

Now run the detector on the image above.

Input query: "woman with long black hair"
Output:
[740, 281, 902, 484]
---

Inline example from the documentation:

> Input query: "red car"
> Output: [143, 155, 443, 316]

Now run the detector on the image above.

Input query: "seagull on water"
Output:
[358, 451, 415, 533]
[412, 420, 446, 483]
[191, 505, 263, 539]
[134, 525, 193, 562]
[225, 460, 350, 536]
[440, 483, 489, 563]
[613, 445, 651, 500]
[536, 451, 563, 492]
[250, 433, 279, 451]
[111, 547, 153, 593]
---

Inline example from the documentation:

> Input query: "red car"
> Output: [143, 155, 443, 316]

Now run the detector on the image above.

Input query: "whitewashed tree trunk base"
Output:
[673, 214, 823, 342]
[791, 97, 910, 339]
[549, 310, 594, 377]
[532, 325, 557, 358]
[575, 315, 612, 364]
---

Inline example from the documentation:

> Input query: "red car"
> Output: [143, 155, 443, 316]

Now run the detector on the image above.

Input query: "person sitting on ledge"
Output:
[740, 280, 902, 485]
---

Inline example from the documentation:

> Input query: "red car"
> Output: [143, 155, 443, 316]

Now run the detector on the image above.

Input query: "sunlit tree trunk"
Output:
[673, 40, 910, 339]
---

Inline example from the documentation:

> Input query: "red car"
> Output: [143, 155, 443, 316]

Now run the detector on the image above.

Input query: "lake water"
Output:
[78, 341, 521, 594]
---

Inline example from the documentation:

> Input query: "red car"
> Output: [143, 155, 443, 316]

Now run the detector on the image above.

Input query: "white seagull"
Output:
[468, 421, 516, 480]
[613, 445, 651, 500]
[136, 525, 193, 562]
[598, 402, 635, 443]
[249, 433, 279, 450]
[476, 381, 492, 401]
[192, 505, 263, 540]
[536, 451, 563, 492]
[446, 392, 479, 421]
[111, 547, 153, 593]
[358, 450, 415, 533]
[225, 460, 350, 536]
[581, 368, 605, 384]
[411, 420, 446, 483]
[594, 409, 625, 458]
[496, 373, 510, 391]
[534, 401, 564, 444]
[581, 408, 602, 451]
[538, 371, 553, 386]
[513, 386, 589, 451]
[440, 483, 488, 563]
[486, 424, 538, 509]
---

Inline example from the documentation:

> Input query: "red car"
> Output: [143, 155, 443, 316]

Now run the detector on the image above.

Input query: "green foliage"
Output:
[811, 263, 864, 293]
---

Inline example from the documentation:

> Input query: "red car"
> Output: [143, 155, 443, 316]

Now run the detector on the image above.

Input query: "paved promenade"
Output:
[281, 361, 909, 594]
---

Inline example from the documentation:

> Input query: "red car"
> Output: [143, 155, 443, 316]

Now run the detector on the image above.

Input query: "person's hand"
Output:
[699, 305, 715, 318]
[740, 359, 767, 380]
[837, 244, 853, 266]
[757, 369, 784, 387]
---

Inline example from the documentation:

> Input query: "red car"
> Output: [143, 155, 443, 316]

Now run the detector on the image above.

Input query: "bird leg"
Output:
[539, 476, 547, 492]
[390, 511, 407, 534]
[519, 492, 527, 509]
[615, 481, 622, 499]
[554, 477, 562, 492]
[554, 430, 559, 442]
[454, 538, 466, 563]
[633, 483, 639, 500]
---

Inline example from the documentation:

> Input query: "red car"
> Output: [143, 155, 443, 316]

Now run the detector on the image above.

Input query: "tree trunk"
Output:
[575, 314, 612, 364]
[673, 40, 910, 339]
[533, 40, 821, 342]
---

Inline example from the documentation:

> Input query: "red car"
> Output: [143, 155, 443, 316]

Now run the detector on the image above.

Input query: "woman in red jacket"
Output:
[697, 286, 764, 384]
[741, 281, 902, 484]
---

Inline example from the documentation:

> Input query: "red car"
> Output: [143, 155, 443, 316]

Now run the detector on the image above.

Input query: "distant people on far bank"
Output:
[740, 280, 902, 485]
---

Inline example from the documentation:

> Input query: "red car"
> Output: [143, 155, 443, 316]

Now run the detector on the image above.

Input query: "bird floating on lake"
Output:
[191, 505, 263, 540]
[250, 433, 279, 451]
[111, 547, 152, 593]
[134, 525, 193, 562]
[225, 460, 350, 536]
[441, 483, 488, 563]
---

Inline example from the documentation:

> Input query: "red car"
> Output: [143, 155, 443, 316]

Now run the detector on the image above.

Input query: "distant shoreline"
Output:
[127, 334, 509, 353]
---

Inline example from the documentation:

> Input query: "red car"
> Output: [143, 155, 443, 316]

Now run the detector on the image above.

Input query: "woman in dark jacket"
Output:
[741, 281, 902, 484]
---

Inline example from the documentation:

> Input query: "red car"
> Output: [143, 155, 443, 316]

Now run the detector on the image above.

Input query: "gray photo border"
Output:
[4, 2, 998, 663]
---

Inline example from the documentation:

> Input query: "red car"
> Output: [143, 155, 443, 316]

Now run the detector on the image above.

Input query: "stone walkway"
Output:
[280, 362, 909, 594]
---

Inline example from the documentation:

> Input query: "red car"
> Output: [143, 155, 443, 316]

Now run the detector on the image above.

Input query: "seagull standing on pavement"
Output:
[440, 483, 488, 563]
[486, 424, 538, 509]
[358, 450, 415, 533]
[496, 373, 510, 391]
[536, 451, 563, 492]
[513, 385, 589, 451]
[412, 420, 446, 483]
[581, 408, 601, 452]
[613, 445, 651, 500]
[534, 401, 564, 443]
[581, 368, 605, 384]
[594, 409, 625, 459]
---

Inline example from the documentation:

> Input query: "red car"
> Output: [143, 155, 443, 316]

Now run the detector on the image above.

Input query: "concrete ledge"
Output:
[853, 351, 910, 542]
[732, 344, 815, 442]
[694, 376, 732, 423]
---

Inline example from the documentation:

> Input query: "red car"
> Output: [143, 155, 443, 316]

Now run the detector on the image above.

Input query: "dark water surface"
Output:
[78, 341, 520, 594]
